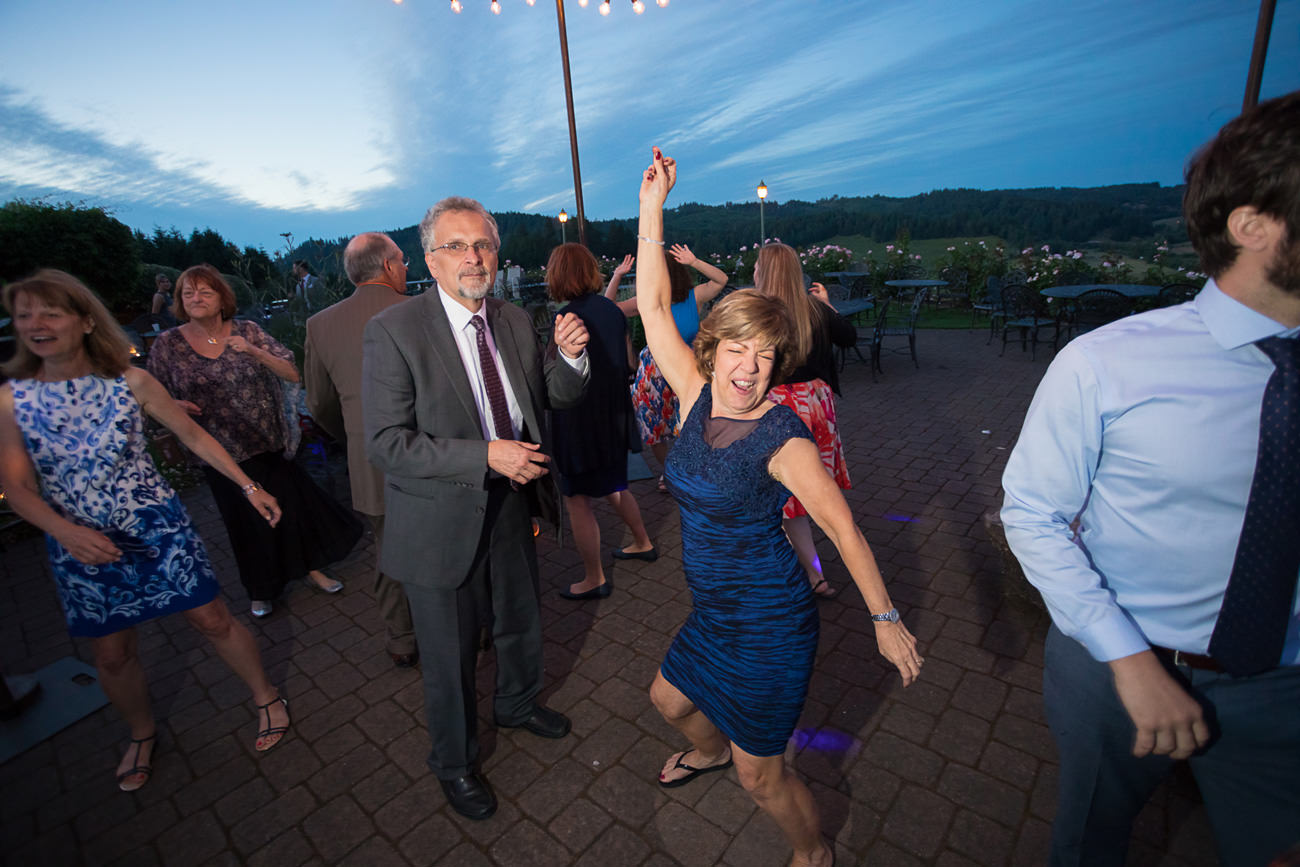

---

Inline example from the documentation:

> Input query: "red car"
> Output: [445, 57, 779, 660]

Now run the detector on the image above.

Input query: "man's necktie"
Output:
[470, 315, 514, 441]
[1208, 336, 1300, 676]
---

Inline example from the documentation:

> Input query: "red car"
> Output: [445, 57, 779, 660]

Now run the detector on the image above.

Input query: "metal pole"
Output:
[561, 220, 567, 243]
[1242, 0, 1276, 111]
[760, 199, 765, 244]
[554, 0, 587, 246]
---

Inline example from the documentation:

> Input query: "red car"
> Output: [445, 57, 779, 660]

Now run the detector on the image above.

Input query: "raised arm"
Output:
[637, 147, 706, 410]
[670, 244, 729, 308]
[770, 436, 924, 686]
[603, 254, 638, 316]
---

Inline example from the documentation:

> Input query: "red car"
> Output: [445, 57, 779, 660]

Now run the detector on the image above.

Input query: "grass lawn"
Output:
[825, 234, 1008, 266]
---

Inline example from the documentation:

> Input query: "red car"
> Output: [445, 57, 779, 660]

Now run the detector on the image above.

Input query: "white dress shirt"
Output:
[1001, 279, 1300, 666]
[436, 287, 587, 442]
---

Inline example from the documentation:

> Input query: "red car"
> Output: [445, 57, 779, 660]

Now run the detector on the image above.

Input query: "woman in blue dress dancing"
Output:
[635, 149, 924, 867]
[0, 270, 291, 792]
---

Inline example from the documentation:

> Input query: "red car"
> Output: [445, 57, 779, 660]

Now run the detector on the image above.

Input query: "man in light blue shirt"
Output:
[1002, 90, 1300, 866]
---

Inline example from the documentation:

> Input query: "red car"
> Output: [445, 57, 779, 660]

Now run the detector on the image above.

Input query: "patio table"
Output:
[885, 279, 947, 299]
[1040, 283, 1160, 299]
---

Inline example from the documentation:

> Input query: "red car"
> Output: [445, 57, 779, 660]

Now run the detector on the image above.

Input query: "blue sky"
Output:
[1, 0, 1296, 253]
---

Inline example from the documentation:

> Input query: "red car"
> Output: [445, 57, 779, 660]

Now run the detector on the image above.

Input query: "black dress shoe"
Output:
[389, 651, 418, 668]
[439, 773, 497, 820]
[558, 580, 612, 600]
[497, 705, 571, 739]
[611, 545, 658, 562]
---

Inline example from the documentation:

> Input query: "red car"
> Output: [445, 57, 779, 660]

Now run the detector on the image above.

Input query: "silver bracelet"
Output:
[637, 235, 665, 246]
[241, 483, 260, 497]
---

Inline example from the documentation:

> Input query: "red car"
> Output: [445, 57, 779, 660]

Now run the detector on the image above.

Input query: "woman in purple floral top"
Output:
[148, 265, 362, 618]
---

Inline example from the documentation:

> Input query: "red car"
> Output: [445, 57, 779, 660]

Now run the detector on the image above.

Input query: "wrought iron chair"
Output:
[1157, 282, 1200, 307]
[972, 275, 1006, 342]
[999, 284, 1061, 360]
[871, 288, 927, 377]
[1066, 288, 1131, 340]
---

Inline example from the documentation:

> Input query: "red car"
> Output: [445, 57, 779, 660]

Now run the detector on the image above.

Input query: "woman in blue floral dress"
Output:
[0, 270, 292, 793]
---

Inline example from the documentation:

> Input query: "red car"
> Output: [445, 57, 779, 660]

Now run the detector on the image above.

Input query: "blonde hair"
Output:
[753, 243, 815, 366]
[2, 269, 133, 379]
[692, 290, 796, 386]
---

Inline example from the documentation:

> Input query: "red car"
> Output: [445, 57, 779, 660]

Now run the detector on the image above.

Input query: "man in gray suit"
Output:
[305, 232, 417, 668]
[362, 196, 589, 820]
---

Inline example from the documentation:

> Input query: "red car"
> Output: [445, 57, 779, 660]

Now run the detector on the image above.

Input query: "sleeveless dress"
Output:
[10, 375, 219, 637]
[659, 385, 819, 757]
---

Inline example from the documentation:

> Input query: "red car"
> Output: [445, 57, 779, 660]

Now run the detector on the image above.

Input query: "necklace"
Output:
[195, 320, 225, 345]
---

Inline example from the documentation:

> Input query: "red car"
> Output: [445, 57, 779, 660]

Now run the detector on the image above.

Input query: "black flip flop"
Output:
[658, 748, 733, 789]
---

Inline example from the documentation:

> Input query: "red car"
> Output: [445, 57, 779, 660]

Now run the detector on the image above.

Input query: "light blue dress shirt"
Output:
[1001, 279, 1300, 666]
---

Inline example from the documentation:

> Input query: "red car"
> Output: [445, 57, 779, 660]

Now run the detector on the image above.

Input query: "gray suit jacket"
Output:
[362, 289, 586, 589]
[304, 284, 410, 516]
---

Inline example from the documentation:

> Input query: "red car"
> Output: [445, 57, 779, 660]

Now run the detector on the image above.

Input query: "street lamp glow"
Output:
[559, 209, 569, 243]
[757, 180, 768, 243]
[757, 180, 768, 200]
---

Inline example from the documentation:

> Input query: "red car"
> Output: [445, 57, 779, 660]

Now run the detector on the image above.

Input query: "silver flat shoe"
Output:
[306, 572, 343, 594]
[250, 600, 273, 618]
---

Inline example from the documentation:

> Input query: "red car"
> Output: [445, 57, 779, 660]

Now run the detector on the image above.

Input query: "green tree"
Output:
[0, 200, 142, 314]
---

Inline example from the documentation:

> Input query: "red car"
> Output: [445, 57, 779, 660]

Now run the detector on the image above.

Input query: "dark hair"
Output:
[545, 244, 603, 303]
[174, 264, 237, 322]
[666, 255, 693, 305]
[1184, 89, 1300, 277]
[693, 290, 796, 387]
[1, 269, 133, 378]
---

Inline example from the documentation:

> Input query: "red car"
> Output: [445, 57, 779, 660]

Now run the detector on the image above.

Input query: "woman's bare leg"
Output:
[606, 489, 653, 553]
[783, 515, 833, 596]
[731, 743, 831, 867]
[182, 599, 287, 747]
[90, 629, 156, 781]
[649, 672, 731, 782]
[565, 494, 607, 594]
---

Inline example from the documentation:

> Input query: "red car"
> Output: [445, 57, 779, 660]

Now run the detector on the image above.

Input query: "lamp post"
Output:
[444, 1, 669, 247]
[757, 180, 768, 245]
[559, 208, 569, 243]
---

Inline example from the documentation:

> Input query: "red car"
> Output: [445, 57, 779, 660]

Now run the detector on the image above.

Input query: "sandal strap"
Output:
[256, 696, 289, 741]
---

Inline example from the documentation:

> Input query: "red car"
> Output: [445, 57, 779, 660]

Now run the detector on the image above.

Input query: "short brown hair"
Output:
[546, 243, 603, 303]
[1184, 89, 1300, 277]
[174, 264, 237, 322]
[2, 269, 133, 379]
[692, 290, 796, 387]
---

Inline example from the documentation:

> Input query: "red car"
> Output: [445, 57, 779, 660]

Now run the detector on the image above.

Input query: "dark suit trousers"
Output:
[401, 482, 544, 779]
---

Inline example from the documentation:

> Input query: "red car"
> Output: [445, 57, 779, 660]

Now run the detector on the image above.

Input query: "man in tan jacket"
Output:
[304, 232, 417, 666]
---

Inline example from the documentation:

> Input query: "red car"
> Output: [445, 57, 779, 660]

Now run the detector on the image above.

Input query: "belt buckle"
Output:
[1172, 649, 1189, 668]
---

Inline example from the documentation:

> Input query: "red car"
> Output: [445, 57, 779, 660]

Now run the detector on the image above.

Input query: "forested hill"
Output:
[294, 182, 1186, 272]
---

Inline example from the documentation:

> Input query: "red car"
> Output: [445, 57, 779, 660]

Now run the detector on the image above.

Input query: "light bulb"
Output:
[657, 0, 668, 6]
[450, 0, 462, 11]
[599, 0, 610, 14]
[491, 0, 501, 12]
[527, 0, 536, 4]
[632, 0, 644, 11]
[578, 0, 588, 6]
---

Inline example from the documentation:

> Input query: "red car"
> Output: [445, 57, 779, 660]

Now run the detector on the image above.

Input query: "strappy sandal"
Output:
[117, 733, 157, 792]
[810, 578, 838, 598]
[254, 695, 290, 752]
[657, 475, 669, 494]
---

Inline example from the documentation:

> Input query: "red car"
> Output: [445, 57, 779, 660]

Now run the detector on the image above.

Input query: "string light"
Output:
[450, 0, 462, 11]
[491, 0, 501, 12]
[578, 0, 588, 6]
[632, 0, 644, 12]
[599, 0, 610, 14]
[657, 0, 669, 6]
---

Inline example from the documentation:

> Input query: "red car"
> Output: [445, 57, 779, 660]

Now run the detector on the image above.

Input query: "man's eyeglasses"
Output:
[430, 241, 497, 256]
[389, 255, 410, 268]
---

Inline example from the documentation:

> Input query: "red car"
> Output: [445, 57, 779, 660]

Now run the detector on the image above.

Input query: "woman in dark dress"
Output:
[0, 270, 291, 792]
[754, 243, 857, 598]
[636, 149, 923, 867]
[148, 265, 362, 618]
[546, 244, 655, 599]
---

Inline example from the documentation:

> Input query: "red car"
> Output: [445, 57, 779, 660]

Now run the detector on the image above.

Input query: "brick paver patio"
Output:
[0, 328, 1217, 865]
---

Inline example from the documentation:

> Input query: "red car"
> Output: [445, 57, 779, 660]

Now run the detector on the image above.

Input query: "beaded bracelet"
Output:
[637, 235, 665, 246]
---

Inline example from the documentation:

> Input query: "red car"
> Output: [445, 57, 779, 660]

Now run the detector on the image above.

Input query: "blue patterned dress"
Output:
[11, 375, 219, 637]
[659, 386, 819, 757]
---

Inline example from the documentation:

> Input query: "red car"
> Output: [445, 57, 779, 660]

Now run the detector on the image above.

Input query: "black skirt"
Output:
[204, 452, 363, 600]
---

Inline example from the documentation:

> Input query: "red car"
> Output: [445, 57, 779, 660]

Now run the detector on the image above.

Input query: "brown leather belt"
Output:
[1152, 645, 1223, 673]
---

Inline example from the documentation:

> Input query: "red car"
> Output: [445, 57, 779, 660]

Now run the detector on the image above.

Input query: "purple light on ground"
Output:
[882, 512, 918, 523]
[791, 728, 855, 753]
